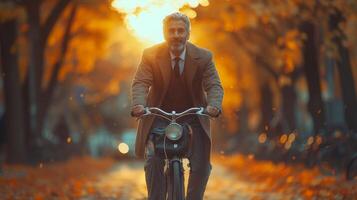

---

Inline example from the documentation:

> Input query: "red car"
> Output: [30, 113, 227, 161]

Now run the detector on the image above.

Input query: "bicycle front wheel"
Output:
[171, 160, 185, 200]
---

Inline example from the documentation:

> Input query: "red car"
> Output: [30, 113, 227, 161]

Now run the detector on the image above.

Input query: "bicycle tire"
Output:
[346, 152, 357, 180]
[172, 160, 184, 200]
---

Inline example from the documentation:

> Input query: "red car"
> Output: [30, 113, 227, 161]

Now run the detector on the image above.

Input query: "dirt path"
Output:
[82, 160, 286, 200]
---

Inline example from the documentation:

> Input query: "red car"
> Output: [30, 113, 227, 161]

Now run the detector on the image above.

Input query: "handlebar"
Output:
[139, 107, 212, 121]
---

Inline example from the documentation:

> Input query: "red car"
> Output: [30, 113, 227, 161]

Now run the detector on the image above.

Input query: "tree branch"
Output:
[229, 31, 280, 80]
[40, 0, 70, 45]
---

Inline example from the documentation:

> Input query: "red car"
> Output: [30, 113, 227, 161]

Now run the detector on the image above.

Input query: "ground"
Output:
[0, 155, 356, 200]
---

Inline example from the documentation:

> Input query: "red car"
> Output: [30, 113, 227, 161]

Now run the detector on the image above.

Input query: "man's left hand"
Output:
[206, 105, 220, 117]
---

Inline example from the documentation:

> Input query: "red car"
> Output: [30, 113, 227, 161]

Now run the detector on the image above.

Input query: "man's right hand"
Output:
[131, 104, 145, 117]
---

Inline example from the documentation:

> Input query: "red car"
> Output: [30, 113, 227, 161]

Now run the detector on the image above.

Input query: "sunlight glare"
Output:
[111, 0, 209, 45]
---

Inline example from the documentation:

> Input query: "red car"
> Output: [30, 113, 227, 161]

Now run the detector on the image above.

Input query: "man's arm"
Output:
[131, 49, 153, 116]
[202, 51, 224, 116]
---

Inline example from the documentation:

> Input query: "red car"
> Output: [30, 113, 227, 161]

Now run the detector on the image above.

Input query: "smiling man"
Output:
[131, 12, 224, 200]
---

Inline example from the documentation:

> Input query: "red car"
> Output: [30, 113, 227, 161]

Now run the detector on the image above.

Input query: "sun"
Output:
[111, 0, 209, 46]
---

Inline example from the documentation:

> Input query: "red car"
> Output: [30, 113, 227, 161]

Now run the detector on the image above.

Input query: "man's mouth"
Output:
[172, 42, 184, 48]
[171, 40, 183, 44]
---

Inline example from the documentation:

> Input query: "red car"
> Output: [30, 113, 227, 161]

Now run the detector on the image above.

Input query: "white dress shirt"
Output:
[169, 48, 186, 75]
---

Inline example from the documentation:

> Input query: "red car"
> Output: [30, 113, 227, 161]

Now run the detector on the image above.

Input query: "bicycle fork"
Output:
[165, 158, 185, 200]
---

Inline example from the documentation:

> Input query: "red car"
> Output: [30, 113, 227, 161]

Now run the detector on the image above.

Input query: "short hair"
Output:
[163, 12, 191, 32]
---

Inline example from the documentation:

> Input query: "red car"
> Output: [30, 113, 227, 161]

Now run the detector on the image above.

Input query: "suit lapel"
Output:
[184, 43, 200, 90]
[156, 43, 172, 95]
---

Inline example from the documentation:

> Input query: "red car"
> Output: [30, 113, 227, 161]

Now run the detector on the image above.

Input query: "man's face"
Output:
[164, 19, 190, 55]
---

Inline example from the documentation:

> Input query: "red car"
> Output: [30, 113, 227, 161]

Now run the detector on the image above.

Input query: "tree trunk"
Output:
[329, 9, 357, 133]
[25, 1, 42, 145]
[300, 21, 326, 135]
[281, 84, 297, 132]
[0, 19, 26, 163]
[300, 21, 327, 166]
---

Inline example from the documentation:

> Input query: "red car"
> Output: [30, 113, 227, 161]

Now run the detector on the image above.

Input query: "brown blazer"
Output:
[131, 42, 224, 158]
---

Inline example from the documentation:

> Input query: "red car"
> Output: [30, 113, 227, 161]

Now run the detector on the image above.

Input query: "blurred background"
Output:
[0, 0, 356, 172]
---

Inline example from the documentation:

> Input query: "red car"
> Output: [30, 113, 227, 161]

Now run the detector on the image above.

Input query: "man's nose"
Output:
[173, 30, 180, 37]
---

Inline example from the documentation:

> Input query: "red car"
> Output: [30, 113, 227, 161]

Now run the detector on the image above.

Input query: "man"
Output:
[131, 12, 224, 200]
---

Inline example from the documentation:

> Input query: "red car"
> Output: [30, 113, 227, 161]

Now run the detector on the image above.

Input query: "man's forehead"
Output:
[165, 20, 186, 28]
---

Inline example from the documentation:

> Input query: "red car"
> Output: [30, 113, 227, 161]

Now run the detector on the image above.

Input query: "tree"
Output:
[22, 0, 72, 148]
[0, 0, 131, 162]
[0, 19, 26, 163]
[192, 0, 357, 163]
[328, 7, 357, 133]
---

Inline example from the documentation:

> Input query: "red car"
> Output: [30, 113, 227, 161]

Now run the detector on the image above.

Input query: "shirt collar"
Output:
[170, 47, 186, 61]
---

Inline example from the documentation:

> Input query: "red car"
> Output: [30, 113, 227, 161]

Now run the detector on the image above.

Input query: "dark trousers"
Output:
[144, 117, 211, 200]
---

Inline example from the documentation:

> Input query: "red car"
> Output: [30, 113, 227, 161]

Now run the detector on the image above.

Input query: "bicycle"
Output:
[346, 152, 357, 180]
[139, 107, 211, 200]
[314, 133, 357, 180]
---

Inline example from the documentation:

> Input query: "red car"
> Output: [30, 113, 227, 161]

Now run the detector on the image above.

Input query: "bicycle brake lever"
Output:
[196, 107, 214, 119]
[196, 107, 205, 115]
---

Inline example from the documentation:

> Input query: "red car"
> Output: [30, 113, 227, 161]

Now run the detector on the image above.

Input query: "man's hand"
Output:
[131, 104, 145, 117]
[206, 105, 220, 117]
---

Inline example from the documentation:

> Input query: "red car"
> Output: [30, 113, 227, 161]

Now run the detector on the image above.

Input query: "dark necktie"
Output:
[173, 57, 180, 77]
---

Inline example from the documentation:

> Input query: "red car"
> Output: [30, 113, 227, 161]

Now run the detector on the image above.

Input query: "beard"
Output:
[169, 39, 186, 54]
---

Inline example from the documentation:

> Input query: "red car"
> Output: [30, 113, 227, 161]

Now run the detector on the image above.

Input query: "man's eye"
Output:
[167, 28, 185, 35]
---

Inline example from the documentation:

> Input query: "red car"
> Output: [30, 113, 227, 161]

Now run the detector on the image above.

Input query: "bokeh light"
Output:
[118, 142, 129, 154]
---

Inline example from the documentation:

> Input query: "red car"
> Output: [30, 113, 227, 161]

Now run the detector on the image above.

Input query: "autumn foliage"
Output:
[0, 157, 114, 199]
[214, 154, 357, 199]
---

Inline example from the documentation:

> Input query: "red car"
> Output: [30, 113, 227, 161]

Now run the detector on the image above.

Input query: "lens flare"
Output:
[111, 0, 209, 45]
